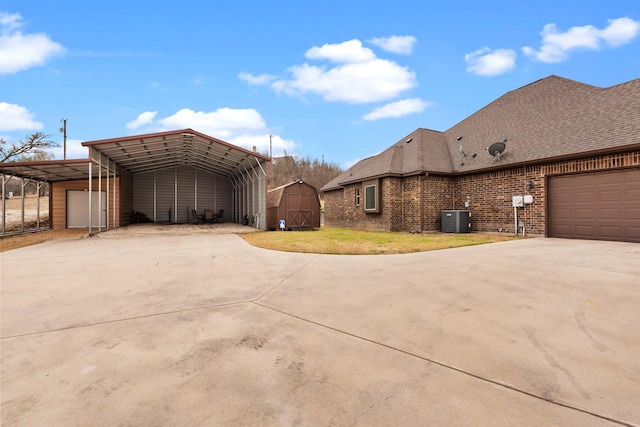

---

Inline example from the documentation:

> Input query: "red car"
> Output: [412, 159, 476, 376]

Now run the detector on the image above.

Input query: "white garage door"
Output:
[67, 190, 107, 228]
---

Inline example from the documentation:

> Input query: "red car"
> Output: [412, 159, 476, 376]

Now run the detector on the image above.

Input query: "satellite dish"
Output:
[486, 141, 506, 161]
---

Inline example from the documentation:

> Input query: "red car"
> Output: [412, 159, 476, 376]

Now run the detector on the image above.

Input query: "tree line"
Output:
[267, 151, 342, 196]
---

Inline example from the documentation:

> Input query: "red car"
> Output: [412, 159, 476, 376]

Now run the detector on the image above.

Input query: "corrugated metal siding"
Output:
[119, 168, 133, 227]
[132, 167, 238, 224]
[177, 166, 195, 223]
[215, 175, 233, 222]
[133, 172, 155, 220]
[230, 166, 266, 229]
[155, 169, 175, 222]
[257, 172, 266, 229]
[196, 169, 215, 212]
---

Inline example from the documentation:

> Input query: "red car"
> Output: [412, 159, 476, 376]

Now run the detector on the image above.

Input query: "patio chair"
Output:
[214, 209, 224, 223]
[191, 209, 203, 224]
[204, 209, 214, 223]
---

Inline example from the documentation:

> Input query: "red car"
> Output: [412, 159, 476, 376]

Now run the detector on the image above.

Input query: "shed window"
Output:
[355, 188, 361, 206]
[363, 179, 379, 213]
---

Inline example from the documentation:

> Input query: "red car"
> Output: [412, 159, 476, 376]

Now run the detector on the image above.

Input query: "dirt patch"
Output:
[1, 196, 50, 233]
[1, 229, 87, 252]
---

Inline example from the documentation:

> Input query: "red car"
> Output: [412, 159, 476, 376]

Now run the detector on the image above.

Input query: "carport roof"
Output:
[0, 159, 93, 182]
[0, 129, 271, 182]
[83, 128, 270, 176]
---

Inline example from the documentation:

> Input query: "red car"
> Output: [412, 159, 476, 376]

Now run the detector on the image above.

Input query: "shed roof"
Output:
[0, 129, 270, 181]
[322, 75, 640, 192]
[267, 180, 318, 209]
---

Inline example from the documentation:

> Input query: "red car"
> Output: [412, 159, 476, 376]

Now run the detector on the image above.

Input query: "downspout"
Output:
[401, 179, 404, 231]
[420, 174, 425, 232]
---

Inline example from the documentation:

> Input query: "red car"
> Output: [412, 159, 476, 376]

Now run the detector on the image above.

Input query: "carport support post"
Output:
[1, 174, 5, 234]
[36, 181, 44, 229]
[106, 157, 109, 229]
[20, 178, 27, 232]
[89, 161, 92, 235]
[112, 161, 116, 228]
[98, 155, 102, 231]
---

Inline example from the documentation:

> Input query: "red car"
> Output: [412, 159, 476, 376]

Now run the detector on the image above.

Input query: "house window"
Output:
[363, 179, 380, 213]
[355, 188, 361, 206]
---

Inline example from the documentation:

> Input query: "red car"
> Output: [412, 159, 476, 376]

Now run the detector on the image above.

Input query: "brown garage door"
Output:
[548, 168, 640, 242]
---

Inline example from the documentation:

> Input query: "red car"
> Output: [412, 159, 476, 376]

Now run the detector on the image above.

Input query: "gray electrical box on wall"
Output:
[441, 210, 471, 233]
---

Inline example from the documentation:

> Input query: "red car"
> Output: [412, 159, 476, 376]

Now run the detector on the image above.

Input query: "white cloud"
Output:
[523, 17, 640, 63]
[48, 139, 87, 160]
[157, 108, 266, 139]
[242, 39, 417, 104]
[363, 98, 433, 121]
[0, 12, 22, 33]
[238, 72, 277, 85]
[305, 39, 376, 63]
[0, 102, 43, 131]
[126, 111, 157, 129]
[369, 36, 417, 55]
[465, 47, 517, 77]
[0, 12, 65, 74]
[125, 107, 295, 157]
[272, 60, 415, 104]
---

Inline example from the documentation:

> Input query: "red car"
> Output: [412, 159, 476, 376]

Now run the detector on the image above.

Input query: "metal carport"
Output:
[0, 129, 270, 235]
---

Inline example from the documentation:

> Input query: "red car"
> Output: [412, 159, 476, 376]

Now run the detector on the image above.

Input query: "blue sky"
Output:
[1, 1, 639, 168]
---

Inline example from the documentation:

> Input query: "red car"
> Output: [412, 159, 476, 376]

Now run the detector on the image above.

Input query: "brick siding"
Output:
[324, 151, 640, 235]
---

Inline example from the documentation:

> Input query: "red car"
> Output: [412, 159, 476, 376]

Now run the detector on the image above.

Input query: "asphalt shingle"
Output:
[321, 75, 640, 192]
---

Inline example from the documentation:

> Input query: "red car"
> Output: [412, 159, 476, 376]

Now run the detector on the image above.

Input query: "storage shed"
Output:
[267, 180, 320, 230]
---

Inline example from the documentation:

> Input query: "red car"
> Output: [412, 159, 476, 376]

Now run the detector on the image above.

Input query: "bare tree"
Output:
[0, 132, 58, 163]
[268, 152, 342, 194]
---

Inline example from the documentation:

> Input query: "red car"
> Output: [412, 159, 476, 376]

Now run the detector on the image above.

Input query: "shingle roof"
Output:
[322, 128, 451, 190]
[321, 75, 640, 192]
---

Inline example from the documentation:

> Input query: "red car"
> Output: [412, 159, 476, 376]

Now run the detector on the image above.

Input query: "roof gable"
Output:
[323, 128, 451, 190]
[267, 180, 318, 208]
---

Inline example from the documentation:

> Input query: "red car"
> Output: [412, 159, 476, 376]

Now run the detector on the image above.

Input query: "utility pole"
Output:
[269, 134, 272, 159]
[60, 118, 67, 160]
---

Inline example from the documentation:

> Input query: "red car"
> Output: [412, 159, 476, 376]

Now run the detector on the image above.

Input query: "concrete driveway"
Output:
[1, 230, 639, 426]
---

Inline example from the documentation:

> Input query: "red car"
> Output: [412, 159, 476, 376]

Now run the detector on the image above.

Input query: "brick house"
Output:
[320, 75, 640, 243]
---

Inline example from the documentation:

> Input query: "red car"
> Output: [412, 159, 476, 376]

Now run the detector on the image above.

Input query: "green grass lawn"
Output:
[241, 226, 520, 255]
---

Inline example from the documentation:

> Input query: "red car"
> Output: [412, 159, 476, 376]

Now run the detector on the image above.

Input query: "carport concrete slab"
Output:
[2, 233, 639, 426]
